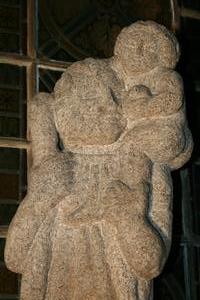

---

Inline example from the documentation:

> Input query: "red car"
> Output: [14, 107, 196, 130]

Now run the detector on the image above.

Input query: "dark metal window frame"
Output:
[0, 1, 200, 299]
[0, 0, 71, 239]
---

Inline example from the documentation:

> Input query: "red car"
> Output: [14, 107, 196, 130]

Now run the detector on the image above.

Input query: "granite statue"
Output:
[5, 21, 193, 300]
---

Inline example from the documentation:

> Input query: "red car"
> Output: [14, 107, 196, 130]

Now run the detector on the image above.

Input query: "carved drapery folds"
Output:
[5, 21, 192, 300]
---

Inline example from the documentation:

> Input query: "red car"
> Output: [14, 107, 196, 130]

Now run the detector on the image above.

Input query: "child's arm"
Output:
[146, 70, 184, 117]
[123, 71, 183, 120]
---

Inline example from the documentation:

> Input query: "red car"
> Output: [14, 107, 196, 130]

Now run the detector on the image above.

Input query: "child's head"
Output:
[114, 21, 180, 74]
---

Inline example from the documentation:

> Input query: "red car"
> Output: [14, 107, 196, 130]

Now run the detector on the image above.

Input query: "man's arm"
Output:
[5, 93, 59, 273]
[29, 93, 58, 167]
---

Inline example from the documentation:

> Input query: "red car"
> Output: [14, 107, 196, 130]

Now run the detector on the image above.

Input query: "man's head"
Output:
[114, 21, 180, 73]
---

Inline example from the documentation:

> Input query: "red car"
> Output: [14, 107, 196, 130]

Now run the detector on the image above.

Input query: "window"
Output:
[0, 1, 199, 299]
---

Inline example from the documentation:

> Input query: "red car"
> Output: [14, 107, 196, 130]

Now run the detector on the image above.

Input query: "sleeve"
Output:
[124, 70, 184, 120]
[5, 93, 65, 274]
[146, 70, 184, 116]
[29, 92, 58, 167]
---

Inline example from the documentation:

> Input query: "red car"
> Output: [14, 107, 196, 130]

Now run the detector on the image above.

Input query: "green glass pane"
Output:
[38, 0, 173, 60]
[0, 33, 19, 52]
[0, 1, 26, 54]
[0, 174, 19, 200]
[0, 117, 20, 138]
[154, 246, 186, 299]
[0, 65, 26, 138]
[0, 0, 19, 5]
[0, 148, 19, 170]
[39, 69, 63, 92]
[0, 64, 20, 86]
[0, 89, 20, 114]
[0, 264, 18, 294]
[0, 148, 27, 203]
[0, 238, 5, 262]
[0, 204, 18, 225]
[0, 6, 19, 31]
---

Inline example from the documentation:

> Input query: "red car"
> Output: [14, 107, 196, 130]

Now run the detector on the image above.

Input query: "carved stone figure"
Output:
[5, 21, 193, 300]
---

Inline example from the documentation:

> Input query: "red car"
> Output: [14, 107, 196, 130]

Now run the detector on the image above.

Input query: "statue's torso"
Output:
[53, 145, 151, 229]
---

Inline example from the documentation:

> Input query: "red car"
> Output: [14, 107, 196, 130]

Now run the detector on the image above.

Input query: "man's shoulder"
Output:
[66, 57, 109, 75]
[54, 57, 115, 97]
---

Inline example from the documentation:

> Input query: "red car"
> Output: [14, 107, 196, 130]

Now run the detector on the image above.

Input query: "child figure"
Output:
[5, 21, 192, 300]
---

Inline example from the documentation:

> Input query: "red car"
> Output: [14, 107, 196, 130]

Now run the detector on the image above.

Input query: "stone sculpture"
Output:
[5, 21, 193, 300]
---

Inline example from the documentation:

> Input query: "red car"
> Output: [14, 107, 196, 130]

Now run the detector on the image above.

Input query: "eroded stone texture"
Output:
[5, 21, 193, 300]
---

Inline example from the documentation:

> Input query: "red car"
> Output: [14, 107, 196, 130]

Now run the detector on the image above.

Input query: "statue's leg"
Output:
[20, 200, 119, 300]
[101, 221, 145, 300]
[44, 206, 118, 300]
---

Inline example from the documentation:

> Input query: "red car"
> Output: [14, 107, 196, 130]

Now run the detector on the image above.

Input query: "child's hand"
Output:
[128, 85, 152, 100]
[122, 85, 152, 120]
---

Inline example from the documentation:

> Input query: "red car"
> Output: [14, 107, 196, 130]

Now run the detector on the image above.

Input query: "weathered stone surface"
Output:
[5, 21, 193, 300]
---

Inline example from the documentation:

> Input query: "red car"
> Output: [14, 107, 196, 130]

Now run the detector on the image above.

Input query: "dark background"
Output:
[0, 0, 199, 299]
